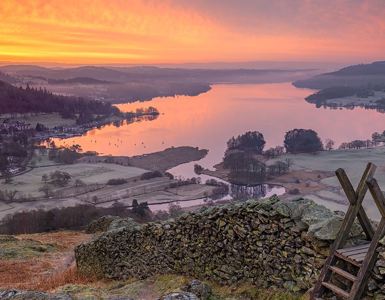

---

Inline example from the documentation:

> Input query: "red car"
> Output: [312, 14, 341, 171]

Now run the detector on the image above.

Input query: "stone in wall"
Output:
[75, 196, 385, 296]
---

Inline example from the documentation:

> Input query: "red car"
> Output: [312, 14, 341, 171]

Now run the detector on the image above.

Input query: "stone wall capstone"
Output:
[75, 197, 385, 296]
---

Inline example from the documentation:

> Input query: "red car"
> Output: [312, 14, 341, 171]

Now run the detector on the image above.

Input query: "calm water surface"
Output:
[52, 82, 385, 207]
[55, 82, 385, 176]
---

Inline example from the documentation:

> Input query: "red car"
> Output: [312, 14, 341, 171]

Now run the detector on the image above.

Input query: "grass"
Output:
[1, 159, 147, 198]
[33, 265, 98, 292]
[0, 231, 91, 291]
[0, 229, 308, 299]
[18, 231, 92, 251]
[0, 235, 56, 260]
[56, 274, 306, 300]
[269, 146, 385, 220]
[209, 282, 306, 300]
[0, 263, 98, 291]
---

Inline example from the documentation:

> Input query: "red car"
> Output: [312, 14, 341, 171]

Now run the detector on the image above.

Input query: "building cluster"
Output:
[0, 119, 31, 134]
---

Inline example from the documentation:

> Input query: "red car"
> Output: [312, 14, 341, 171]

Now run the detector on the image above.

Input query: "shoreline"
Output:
[0, 146, 213, 220]
[199, 148, 379, 211]
[78, 146, 208, 172]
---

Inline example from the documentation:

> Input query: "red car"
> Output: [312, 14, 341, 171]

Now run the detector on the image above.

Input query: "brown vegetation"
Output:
[0, 231, 93, 291]
[0, 204, 151, 235]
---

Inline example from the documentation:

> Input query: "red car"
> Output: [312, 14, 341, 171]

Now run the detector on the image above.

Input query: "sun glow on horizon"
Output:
[1, 0, 385, 64]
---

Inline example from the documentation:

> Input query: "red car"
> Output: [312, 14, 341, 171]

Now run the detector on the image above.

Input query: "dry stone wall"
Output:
[75, 197, 385, 296]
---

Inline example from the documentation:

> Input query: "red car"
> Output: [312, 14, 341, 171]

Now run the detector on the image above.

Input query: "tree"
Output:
[39, 185, 53, 198]
[372, 132, 381, 146]
[284, 158, 293, 169]
[325, 139, 335, 151]
[284, 129, 323, 154]
[0, 79, 116, 117]
[0, 154, 9, 176]
[4, 190, 18, 202]
[131, 199, 151, 219]
[226, 131, 266, 154]
[2, 141, 27, 157]
[3, 172, 12, 184]
[194, 164, 203, 175]
[74, 179, 85, 187]
[35, 123, 47, 132]
[224, 151, 266, 184]
[267, 161, 289, 177]
[70, 144, 82, 153]
[41, 174, 49, 184]
[111, 201, 125, 216]
[168, 203, 183, 218]
[49, 171, 71, 187]
[53, 148, 81, 164]
[264, 146, 285, 158]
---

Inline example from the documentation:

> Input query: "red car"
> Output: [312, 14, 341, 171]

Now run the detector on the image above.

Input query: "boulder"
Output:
[86, 215, 120, 233]
[274, 198, 362, 240]
[161, 292, 199, 300]
[0, 290, 72, 300]
[181, 280, 211, 300]
[107, 217, 138, 232]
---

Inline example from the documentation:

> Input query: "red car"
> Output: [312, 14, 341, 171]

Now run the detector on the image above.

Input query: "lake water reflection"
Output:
[54, 82, 385, 176]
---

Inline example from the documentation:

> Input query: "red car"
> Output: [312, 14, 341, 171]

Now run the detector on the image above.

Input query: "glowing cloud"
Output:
[0, 0, 384, 64]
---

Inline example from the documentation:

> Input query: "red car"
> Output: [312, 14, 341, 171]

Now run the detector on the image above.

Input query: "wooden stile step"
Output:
[311, 164, 385, 300]
[321, 282, 350, 299]
[334, 243, 370, 268]
[334, 251, 362, 267]
[337, 243, 370, 255]
[329, 266, 357, 282]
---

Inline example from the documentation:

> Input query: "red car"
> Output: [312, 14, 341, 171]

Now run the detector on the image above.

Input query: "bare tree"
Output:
[284, 158, 294, 170]
[5, 190, 18, 202]
[41, 174, 49, 184]
[39, 185, 53, 198]
[325, 139, 335, 151]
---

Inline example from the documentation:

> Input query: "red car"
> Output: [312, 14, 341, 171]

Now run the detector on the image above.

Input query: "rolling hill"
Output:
[293, 61, 385, 89]
[0, 80, 115, 115]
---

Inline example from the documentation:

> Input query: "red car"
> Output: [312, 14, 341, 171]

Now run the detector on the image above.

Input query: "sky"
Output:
[1, 0, 385, 65]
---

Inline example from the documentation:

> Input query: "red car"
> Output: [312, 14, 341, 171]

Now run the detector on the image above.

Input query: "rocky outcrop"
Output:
[0, 290, 71, 300]
[161, 292, 198, 300]
[180, 280, 212, 300]
[75, 197, 385, 296]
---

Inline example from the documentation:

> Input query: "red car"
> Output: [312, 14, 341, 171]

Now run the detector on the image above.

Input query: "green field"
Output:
[271, 146, 385, 220]
[1, 163, 147, 198]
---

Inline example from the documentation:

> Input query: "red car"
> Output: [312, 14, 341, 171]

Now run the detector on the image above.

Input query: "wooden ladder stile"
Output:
[311, 162, 385, 300]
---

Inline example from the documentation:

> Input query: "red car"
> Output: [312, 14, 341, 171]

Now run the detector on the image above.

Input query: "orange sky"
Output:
[1, 0, 385, 64]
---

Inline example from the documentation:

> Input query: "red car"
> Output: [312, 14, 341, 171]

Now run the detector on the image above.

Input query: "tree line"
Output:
[0, 80, 117, 117]
[226, 129, 323, 157]
[223, 129, 323, 185]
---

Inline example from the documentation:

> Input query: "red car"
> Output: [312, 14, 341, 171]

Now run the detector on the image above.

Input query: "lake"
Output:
[54, 82, 385, 177]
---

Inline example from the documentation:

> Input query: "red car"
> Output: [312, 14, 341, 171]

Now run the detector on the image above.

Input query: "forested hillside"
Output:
[0, 80, 116, 116]
[327, 61, 385, 76]
[293, 61, 385, 89]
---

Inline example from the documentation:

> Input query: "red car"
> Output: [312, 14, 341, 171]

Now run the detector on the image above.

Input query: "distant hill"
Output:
[0, 64, 313, 103]
[293, 61, 385, 89]
[0, 65, 308, 84]
[0, 71, 17, 84]
[0, 80, 115, 115]
[327, 61, 385, 76]
[47, 77, 112, 85]
[0, 65, 129, 82]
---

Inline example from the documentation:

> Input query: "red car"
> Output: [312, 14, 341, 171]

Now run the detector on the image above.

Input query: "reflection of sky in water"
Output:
[54, 82, 385, 173]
